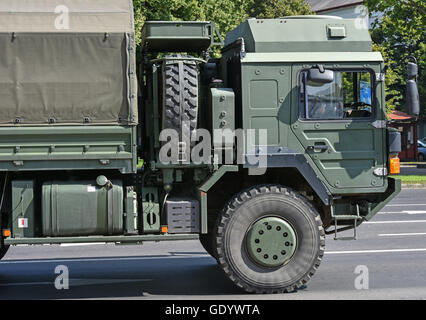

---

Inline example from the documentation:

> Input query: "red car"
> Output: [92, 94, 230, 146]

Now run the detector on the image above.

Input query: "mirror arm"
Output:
[407, 56, 418, 65]
[315, 64, 325, 73]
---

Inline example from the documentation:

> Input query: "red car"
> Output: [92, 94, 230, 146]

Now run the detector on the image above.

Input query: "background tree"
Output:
[133, 0, 312, 47]
[249, 0, 312, 19]
[365, 0, 426, 115]
[133, 0, 251, 47]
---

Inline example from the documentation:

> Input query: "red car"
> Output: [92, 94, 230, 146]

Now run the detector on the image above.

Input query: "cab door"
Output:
[290, 64, 387, 191]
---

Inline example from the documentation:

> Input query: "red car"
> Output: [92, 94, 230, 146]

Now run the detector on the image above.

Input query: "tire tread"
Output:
[215, 184, 325, 294]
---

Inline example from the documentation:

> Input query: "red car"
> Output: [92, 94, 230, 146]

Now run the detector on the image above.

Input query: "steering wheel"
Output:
[348, 101, 371, 110]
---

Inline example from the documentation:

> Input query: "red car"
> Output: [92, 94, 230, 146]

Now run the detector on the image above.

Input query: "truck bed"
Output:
[0, 126, 136, 173]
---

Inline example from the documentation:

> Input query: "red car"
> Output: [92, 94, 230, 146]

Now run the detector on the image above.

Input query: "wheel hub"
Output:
[246, 217, 297, 268]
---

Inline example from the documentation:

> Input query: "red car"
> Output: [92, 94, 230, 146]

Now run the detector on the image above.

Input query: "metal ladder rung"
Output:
[332, 215, 362, 220]
[331, 204, 361, 240]
[334, 236, 359, 241]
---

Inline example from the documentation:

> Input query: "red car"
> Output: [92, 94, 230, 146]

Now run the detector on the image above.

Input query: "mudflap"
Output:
[364, 177, 401, 221]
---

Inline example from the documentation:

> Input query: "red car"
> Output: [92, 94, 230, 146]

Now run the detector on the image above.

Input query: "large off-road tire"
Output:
[162, 55, 198, 144]
[215, 184, 325, 294]
[200, 233, 218, 260]
[200, 211, 219, 260]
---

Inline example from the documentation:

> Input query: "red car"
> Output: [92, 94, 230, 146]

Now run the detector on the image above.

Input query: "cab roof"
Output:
[225, 17, 372, 53]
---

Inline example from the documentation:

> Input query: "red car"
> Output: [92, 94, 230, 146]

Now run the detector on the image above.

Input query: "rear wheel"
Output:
[215, 184, 325, 293]
[419, 153, 424, 161]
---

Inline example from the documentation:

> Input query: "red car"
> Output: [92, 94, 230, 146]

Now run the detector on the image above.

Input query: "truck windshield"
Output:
[301, 71, 373, 120]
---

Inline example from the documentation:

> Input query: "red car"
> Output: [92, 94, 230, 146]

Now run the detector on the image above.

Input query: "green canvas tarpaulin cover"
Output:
[0, 0, 137, 126]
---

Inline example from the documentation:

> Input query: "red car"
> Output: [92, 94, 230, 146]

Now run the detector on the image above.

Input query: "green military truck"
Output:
[0, 1, 420, 293]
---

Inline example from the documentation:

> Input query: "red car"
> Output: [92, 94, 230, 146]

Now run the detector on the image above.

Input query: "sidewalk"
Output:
[399, 163, 426, 188]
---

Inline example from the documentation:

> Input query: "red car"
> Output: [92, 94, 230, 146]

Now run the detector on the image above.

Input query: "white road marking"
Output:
[60, 243, 106, 247]
[403, 210, 426, 214]
[378, 211, 426, 215]
[0, 281, 53, 286]
[378, 233, 426, 237]
[378, 212, 401, 214]
[0, 254, 210, 264]
[326, 248, 426, 255]
[385, 204, 426, 207]
[0, 278, 152, 287]
[364, 220, 426, 224]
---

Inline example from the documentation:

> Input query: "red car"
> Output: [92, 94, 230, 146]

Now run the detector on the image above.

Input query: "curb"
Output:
[402, 184, 426, 189]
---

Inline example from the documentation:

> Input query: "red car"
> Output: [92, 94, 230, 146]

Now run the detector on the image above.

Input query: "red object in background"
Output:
[387, 110, 418, 162]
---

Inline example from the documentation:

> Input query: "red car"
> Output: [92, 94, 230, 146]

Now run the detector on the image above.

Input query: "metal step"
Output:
[331, 204, 362, 240]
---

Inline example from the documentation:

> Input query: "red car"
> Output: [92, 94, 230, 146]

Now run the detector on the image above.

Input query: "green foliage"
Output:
[390, 175, 426, 185]
[133, 0, 252, 47]
[133, 0, 312, 47]
[342, 72, 372, 105]
[201, 0, 252, 44]
[365, 0, 426, 115]
[133, 0, 206, 46]
[249, 0, 312, 19]
[133, 0, 425, 116]
[133, 0, 147, 46]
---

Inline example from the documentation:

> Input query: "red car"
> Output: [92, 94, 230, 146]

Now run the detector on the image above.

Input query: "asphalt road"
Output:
[0, 188, 425, 300]
[400, 165, 426, 175]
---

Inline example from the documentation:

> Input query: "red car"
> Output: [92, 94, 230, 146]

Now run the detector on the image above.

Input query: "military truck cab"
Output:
[219, 17, 401, 234]
[1, 1, 417, 294]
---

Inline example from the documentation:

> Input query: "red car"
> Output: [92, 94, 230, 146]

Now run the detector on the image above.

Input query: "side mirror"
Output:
[308, 67, 334, 84]
[406, 80, 420, 116]
[408, 62, 418, 78]
[406, 61, 420, 116]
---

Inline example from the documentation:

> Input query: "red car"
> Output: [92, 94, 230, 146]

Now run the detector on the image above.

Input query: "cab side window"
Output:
[300, 70, 373, 120]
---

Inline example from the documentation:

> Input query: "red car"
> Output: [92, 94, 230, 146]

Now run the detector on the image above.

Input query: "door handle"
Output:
[307, 145, 328, 151]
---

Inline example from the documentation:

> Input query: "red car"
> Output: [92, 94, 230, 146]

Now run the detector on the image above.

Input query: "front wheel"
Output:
[200, 231, 218, 261]
[215, 184, 325, 293]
